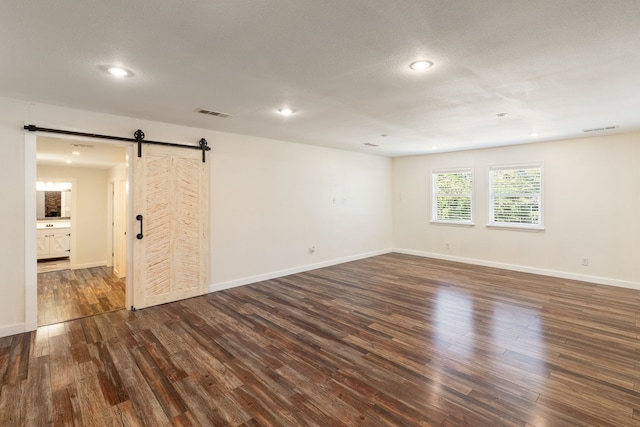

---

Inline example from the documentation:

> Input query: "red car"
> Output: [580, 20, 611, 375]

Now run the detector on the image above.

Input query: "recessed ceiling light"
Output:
[108, 67, 129, 77]
[71, 151, 80, 156]
[409, 60, 433, 71]
[278, 108, 294, 116]
[496, 112, 509, 118]
[100, 65, 134, 78]
[530, 133, 539, 137]
[65, 159, 72, 164]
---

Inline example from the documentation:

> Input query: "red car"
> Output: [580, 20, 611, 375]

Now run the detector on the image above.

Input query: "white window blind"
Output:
[432, 169, 473, 224]
[489, 165, 542, 228]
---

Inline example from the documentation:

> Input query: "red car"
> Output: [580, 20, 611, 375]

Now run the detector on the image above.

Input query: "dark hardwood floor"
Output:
[38, 265, 126, 326]
[3, 253, 640, 426]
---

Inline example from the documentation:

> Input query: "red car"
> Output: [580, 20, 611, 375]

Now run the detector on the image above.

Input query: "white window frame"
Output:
[431, 167, 474, 225]
[488, 163, 544, 230]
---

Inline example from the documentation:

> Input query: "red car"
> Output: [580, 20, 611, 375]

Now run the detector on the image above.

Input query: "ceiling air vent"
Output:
[196, 108, 230, 118]
[70, 143, 95, 148]
[363, 143, 379, 147]
[582, 126, 617, 133]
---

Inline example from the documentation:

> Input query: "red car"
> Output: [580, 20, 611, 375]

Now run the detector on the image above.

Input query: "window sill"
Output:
[430, 220, 475, 227]
[486, 223, 544, 232]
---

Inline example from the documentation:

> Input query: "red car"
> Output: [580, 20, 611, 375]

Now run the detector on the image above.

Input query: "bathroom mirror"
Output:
[36, 188, 72, 220]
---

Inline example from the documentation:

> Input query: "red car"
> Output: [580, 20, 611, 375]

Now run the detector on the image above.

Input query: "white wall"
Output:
[0, 99, 29, 336]
[0, 96, 393, 337]
[37, 165, 109, 268]
[210, 132, 393, 288]
[393, 132, 640, 288]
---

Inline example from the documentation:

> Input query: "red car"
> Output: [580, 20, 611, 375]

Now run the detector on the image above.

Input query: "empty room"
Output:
[1, 1, 639, 426]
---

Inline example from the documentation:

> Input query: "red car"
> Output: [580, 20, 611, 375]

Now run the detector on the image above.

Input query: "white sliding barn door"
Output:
[132, 144, 209, 310]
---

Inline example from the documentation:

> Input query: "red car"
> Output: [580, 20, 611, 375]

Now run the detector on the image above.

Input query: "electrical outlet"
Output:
[581, 257, 589, 266]
[309, 245, 316, 254]
[445, 242, 451, 250]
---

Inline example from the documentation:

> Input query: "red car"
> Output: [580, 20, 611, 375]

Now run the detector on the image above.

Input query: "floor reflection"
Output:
[424, 285, 547, 408]
[433, 286, 475, 359]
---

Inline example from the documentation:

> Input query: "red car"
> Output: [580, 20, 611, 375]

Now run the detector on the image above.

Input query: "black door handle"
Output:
[136, 214, 144, 239]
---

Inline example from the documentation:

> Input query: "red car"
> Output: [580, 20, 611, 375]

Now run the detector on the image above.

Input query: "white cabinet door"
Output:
[36, 234, 49, 257]
[36, 228, 71, 259]
[50, 232, 70, 257]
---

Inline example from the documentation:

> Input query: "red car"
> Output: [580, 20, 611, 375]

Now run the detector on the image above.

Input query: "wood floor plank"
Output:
[0, 384, 24, 426]
[37, 265, 125, 326]
[171, 376, 235, 426]
[119, 367, 172, 427]
[130, 345, 188, 419]
[2, 333, 30, 385]
[23, 355, 53, 426]
[51, 387, 75, 427]
[4, 253, 640, 425]
[93, 341, 130, 406]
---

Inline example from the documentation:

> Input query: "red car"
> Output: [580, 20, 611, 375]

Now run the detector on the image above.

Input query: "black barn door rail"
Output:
[24, 124, 211, 162]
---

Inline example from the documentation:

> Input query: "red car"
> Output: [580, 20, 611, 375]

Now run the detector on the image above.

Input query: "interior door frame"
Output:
[107, 181, 114, 268]
[24, 131, 134, 332]
[112, 178, 128, 278]
[25, 132, 37, 331]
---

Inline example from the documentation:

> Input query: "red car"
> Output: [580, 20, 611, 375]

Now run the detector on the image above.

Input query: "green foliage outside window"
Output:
[490, 167, 541, 226]
[433, 171, 472, 222]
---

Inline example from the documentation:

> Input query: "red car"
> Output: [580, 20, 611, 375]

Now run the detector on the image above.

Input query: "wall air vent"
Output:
[363, 142, 379, 147]
[582, 126, 617, 133]
[70, 143, 95, 148]
[196, 108, 230, 118]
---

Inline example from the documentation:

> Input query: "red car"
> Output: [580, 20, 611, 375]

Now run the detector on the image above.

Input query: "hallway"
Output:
[37, 264, 126, 326]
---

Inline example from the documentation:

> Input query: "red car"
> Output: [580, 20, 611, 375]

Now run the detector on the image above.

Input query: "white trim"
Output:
[107, 182, 114, 268]
[393, 248, 640, 290]
[126, 145, 134, 311]
[432, 166, 475, 174]
[430, 220, 475, 227]
[24, 132, 38, 333]
[208, 248, 393, 293]
[485, 224, 544, 232]
[0, 323, 28, 338]
[73, 261, 109, 270]
[488, 162, 543, 172]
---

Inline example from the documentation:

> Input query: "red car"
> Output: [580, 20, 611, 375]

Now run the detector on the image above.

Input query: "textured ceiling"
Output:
[2, 1, 639, 157]
[36, 137, 128, 169]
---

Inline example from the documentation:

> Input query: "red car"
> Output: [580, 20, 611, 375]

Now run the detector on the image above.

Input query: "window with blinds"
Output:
[489, 164, 543, 229]
[432, 169, 473, 224]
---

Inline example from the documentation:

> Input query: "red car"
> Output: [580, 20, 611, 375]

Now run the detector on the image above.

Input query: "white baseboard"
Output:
[0, 323, 27, 339]
[208, 248, 393, 293]
[72, 261, 107, 270]
[393, 248, 640, 291]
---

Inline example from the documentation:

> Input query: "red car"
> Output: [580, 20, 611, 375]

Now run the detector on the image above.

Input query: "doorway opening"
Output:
[36, 180, 72, 272]
[34, 136, 131, 326]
